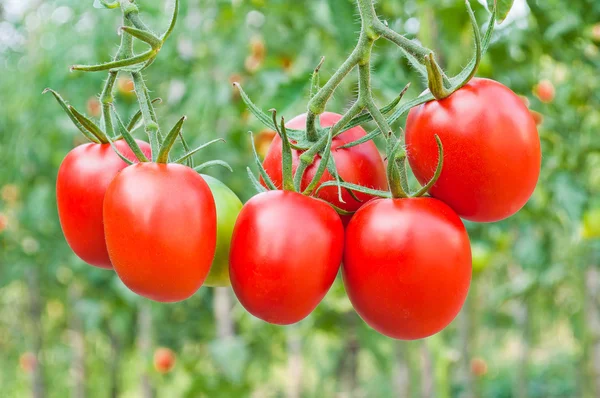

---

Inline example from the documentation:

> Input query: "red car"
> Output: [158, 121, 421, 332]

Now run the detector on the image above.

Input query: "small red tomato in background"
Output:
[19, 352, 37, 374]
[534, 79, 555, 103]
[254, 129, 276, 159]
[154, 347, 176, 374]
[343, 198, 472, 340]
[406, 78, 541, 222]
[262, 112, 388, 224]
[103, 163, 216, 302]
[117, 76, 136, 100]
[86, 97, 101, 118]
[57, 140, 151, 269]
[471, 357, 488, 377]
[0, 213, 7, 233]
[229, 190, 344, 325]
[591, 23, 600, 42]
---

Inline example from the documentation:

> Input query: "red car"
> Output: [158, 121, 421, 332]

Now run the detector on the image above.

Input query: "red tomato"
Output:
[103, 163, 216, 302]
[154, 347, 176, 374]
[471, 357, 488, 377]
[19, 352, 37, 374]
[343, 198, 472, 340]
[406, 78, 541, 222]
[56, 140, 151, 269]
[229, 190, 344, 325]
[534, 79, 555, 103]
[262, 112, 388, 223]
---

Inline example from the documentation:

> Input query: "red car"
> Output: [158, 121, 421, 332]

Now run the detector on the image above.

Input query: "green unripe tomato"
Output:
[202, 175, 243, 287]
[471, 242, 492, 275]
[582, 208, 600, 240]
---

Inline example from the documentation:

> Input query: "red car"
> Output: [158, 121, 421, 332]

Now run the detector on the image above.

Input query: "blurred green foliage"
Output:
[0, 0, 598, 397]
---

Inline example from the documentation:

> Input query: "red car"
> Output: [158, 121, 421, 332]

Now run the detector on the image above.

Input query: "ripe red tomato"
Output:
[19, 352, 37, 374]
[56, 140, 151, 269]
[103, 163, 216, 302]
[471, 357, 488, 377]
[154, 347, 176, 374]
[262, 112, 388, 223]
[343, 198, 472, 340]
[534, 79, 555, 103]
[229, 190, 344, 325]
[406, 78, 541, 222]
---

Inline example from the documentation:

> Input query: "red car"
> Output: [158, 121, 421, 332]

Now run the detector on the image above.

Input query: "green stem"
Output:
[98, 10, 134, 138]
[132, 72, 161, 160]
[100, 73, 117, 137]
[306, 112, 319, 142]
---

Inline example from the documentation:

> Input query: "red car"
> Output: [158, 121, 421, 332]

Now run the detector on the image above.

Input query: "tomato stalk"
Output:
[50, 0, 229, 170]
[238, 0, 496, 211]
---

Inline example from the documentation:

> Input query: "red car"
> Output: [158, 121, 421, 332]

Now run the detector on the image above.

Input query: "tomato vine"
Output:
[238, 0, 499, 207]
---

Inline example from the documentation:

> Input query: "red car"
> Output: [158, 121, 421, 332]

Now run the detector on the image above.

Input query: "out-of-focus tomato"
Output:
[154, 347, 176, 374]
[534, 80, 555, 103]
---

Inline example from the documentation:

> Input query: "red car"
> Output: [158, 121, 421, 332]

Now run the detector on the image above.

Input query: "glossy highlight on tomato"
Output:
[343, 198, 472, 340]
[229, 190, 344, 325]
[262, 112, 388, 222]
[406, 78, 541, 222]
[56, 140, 151, 269]
[103, 163, 216, 302]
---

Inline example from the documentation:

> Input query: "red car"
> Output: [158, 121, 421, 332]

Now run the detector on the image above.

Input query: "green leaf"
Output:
[69, 106, 109, 143]
[316, 180, 391, 199]
[112, 106, 150, 162]
[121, 26, 162, 49]
[487, 0, 514, 23]
[157, 116, 186, 163]
[234, 83, 303, 140]
[248, 132, 277, 190]
[43, 89, 101, 143]
[173, 138, 224, 164]
[194, 160, 233, 173]
[246, 167, 268, 193]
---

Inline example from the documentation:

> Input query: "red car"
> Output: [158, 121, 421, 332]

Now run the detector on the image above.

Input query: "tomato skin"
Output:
[343, 198, 472, 340]
[229, 190, 344, 325]
[201, 175, 243, 287]
[262, 112, 388, 223]
[56, 140, 151, 269]
[103, 163, 216, 302]
[406, 78, 541, 222]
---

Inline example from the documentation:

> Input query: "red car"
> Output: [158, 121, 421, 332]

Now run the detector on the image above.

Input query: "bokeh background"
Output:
[1, 0, 599, 397]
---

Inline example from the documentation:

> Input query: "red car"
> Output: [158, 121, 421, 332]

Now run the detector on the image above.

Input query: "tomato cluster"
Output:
[227, 78, 540, 340]
[53, 0, 541, 341]
[57, 140, 242, 303]
[55, 77, 539, 339]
